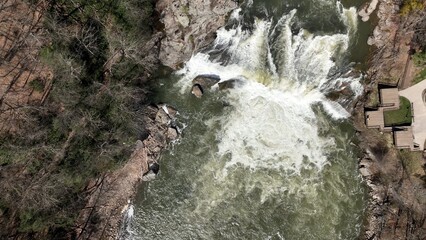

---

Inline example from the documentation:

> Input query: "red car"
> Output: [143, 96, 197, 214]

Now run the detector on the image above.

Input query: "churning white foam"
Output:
[230, 8, 242, 21]
[217, 81, 333, 173]
[127, 205, 134, 219]
[269, 8, 354, 95]
[338, 1, 358, 35]
[177, 6, 360, 173]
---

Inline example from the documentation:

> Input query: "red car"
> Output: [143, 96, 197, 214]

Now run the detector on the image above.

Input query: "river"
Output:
[127, 0, 372, 239]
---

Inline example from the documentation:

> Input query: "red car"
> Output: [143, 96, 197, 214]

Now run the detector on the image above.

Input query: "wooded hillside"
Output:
[0, 0, 160, 238]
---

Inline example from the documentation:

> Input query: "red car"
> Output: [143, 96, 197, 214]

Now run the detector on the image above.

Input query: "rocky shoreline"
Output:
[75, 104, 179, 239]
[354, 0, 426, 239]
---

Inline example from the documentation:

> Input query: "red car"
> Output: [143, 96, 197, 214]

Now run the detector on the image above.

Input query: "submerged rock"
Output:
[167, 127, 179, 140]
[148, 162, 160, 174]
[218, 78, 246, 90]
[191, 74, 220, 98]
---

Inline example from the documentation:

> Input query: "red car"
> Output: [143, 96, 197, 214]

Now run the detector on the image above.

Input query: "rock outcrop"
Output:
[156, 0, 238, 69]
[75, 0, 239, 236]
[366, 0, 400, 48]
[358, 0, 379, 22]
[353, 130, 426, 240]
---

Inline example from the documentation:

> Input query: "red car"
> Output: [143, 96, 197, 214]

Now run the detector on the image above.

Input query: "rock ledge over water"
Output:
[156, 0, 238, 69]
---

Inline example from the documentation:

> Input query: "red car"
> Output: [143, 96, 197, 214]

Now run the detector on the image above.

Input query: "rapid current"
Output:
[127, 0, 371, 239]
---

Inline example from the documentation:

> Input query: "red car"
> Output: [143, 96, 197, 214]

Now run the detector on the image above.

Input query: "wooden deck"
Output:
[366, 88, 401, 130]
[365, 87, 420, 151]
[365, 108, 384, 129]
[380, 88, 400, 109]
[394, 127, 414, 150]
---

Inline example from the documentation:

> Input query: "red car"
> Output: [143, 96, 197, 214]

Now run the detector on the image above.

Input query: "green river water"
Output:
[126, 0, 374, 239]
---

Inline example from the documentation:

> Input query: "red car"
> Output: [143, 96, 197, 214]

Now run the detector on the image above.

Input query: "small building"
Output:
[365, 87, 400, 130]
[380, 88, 400, 109]
[393, 127, 414, 150]
[365, 85, 426, 151]
[365, 108, 384, 129]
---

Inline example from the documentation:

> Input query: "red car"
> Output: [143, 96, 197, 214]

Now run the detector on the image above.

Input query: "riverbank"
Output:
[75, 104, 179, 239]
[353, 0, 426, 239]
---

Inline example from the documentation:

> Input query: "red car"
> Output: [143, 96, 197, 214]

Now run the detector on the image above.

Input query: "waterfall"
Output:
[176, 4, 360, 174]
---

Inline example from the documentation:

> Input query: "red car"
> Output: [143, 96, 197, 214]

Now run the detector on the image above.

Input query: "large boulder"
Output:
[167, 127, 179, 141]
[192, 74, 220, 87]
[155, 108, 171, 125]
[191, 74, 220, 98]
[358, 0, 379, 22]
[155, 104, 179, 126]
[191, 84, 203, 98]
[157, 104, 178, 119]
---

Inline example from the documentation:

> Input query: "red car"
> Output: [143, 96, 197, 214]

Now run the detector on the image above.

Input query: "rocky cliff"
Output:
[156, 0, 238, 69]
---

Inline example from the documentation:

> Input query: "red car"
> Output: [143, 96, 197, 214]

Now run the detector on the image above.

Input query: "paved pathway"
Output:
[399, 80, 426, 150]
[399, 58, 415, 90]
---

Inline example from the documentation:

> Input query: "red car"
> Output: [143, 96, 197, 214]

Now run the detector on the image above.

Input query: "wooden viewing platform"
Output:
[394, 127, 414, 150]
[380, 88, 399, 109]
[365, 108, 384, 129]
[364, 86, 422, 150]
[366, 87, 401, 130]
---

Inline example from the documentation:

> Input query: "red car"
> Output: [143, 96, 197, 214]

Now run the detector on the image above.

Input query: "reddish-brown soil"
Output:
[0, 0, 52, 135]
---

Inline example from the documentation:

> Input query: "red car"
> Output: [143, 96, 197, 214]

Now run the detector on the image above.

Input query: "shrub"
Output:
[29, 78, 45, 92]
[412, 51, 426, 84]
[400, 0, 425, 15]
[413, 67, 426, 84]
[413, 51, 426, 66]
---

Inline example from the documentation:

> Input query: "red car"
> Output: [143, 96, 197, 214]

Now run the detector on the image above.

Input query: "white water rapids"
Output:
[128, 1, 367, 239]
[177, 4, 359, 175]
